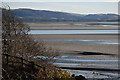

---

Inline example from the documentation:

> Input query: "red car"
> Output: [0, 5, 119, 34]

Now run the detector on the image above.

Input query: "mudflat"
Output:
[28, 22, 118, 30]
[30, 26, 118, 30]
[32, 34, 118, 59]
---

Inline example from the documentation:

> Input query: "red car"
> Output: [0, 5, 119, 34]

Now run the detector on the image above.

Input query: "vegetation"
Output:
[2, 5, 59, 64]
[2, 7, 60, 80]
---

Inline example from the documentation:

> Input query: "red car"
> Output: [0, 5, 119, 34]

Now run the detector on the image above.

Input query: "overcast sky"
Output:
[1, 1, 119, 14]
[2, 0, 120, 2]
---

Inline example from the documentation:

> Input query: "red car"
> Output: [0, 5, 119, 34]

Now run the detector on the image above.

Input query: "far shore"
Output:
[27, 21, 118, 30]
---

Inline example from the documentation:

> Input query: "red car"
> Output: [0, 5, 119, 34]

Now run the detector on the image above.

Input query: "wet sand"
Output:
[28, 22, 118, 30]
[30, 26, 118, 30]
[32, 34, 118, 40]
[30, 22, 119, 78]
[32, 34, 119, 78]
[32, 34, 118, 59]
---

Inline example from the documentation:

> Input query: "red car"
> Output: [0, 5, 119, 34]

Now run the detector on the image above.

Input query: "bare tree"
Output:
[2, 7, 59, 66]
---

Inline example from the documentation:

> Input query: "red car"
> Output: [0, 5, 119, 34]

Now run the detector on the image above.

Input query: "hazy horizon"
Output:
[3, 2, 118, 14]
[13, 8, 119, 15]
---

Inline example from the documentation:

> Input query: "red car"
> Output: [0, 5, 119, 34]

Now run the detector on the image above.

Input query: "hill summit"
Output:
[13, 8, 118, 22]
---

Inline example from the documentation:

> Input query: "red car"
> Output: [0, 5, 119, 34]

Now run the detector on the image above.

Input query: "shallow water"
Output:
[54, 56, 118, 78]
[54, 56, 118, 67]
[102, 25, 118, 27]
[29, 30, 119, 34]
[37, 55, 118, 78]
[73, 23, 118, 27]
[54, 62, 117, 67]
[37, 55, 118, 67]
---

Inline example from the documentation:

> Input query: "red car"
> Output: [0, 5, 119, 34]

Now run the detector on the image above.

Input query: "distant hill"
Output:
[13, 8, 118, 22]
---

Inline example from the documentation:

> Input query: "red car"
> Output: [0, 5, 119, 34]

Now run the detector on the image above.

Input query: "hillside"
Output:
[13, 8, 118, 22]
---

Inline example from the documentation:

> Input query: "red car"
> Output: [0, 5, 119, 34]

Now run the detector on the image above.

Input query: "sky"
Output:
[2, 0, 120, 2]
[1, 1, 119, 14]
